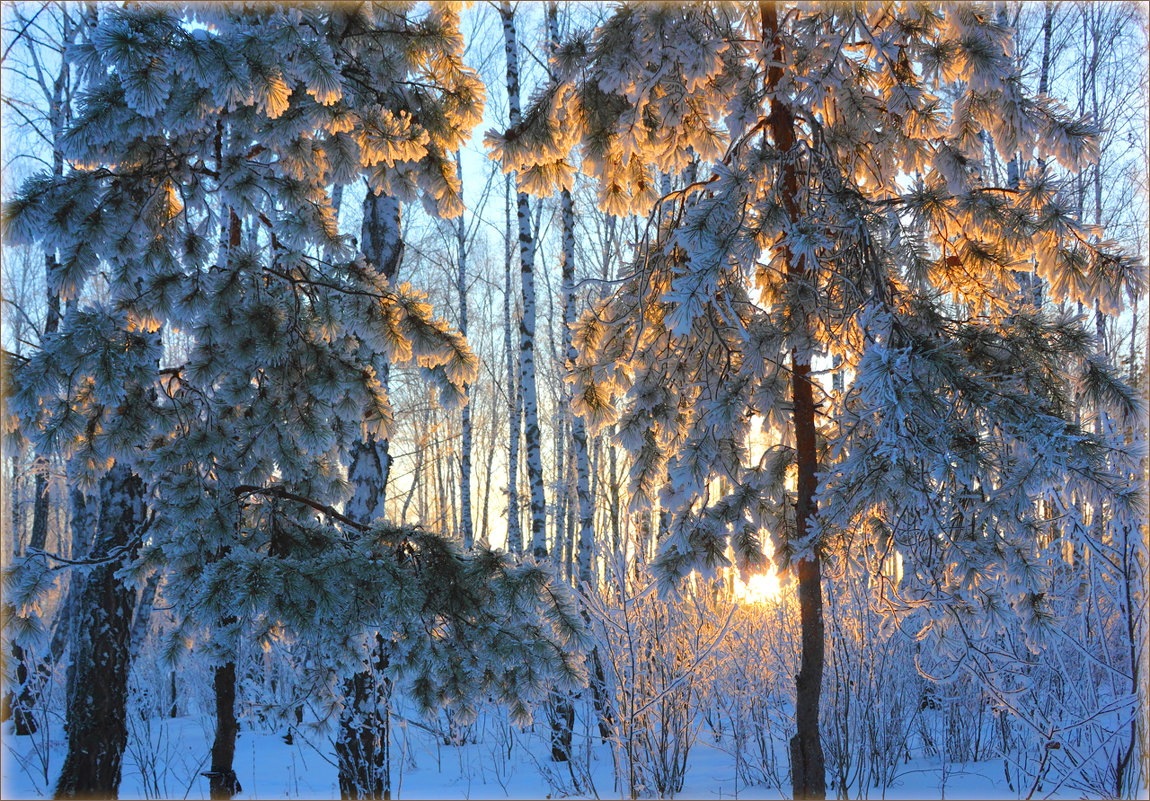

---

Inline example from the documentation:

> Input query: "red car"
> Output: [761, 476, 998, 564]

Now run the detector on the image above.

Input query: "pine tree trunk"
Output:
[206, 209, 244, 801]
[347, 191, 402, 526]
[339, 190, 402, 799]
[336, 637, 391, 800]
[54, 463, 146, 799]
[500, 0, 546, 560]
[169, 669, 178, 719]
[761, 3, 825, 798]
[208, 661, 240, 800]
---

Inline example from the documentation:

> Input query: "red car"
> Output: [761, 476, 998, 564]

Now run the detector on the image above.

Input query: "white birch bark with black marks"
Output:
[600, 214, 623, 560]
[480, 384, 498, 548]
[557, 120, 615, 738]
[503, 174, 523, 554]
[456, 169, 473, 549]
[544, 3, 594, 595]
[500, 0, 547, 560]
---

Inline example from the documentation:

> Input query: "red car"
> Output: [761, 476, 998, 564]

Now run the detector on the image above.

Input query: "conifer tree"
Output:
[4, 5, 583, 798]
[493, 3, 1144, 797]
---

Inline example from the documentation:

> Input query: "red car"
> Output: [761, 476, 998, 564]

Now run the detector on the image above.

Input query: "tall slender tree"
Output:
[1, 2, 93, 737]
[503, 173, 524, 554]
[494, 4, 1144, 797]
[546, 1, 595, 614]
[455, 152, 474, 551]
[337, 189, 404, 801]
[497, 0, 547, 559]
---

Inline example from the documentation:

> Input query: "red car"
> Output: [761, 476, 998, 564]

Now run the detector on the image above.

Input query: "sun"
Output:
[732, 570, 781, 605]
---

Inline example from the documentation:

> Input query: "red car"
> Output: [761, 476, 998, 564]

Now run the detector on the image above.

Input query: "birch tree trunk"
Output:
[1080, 9, 1143, 793]
[599, 214, 623, 561]
[1025, 0, 1055, 307]
[34, 474, 95, 728]
[561, 190, 594, 590]
[499, 0, 546, 559]
[456, 159, 474, 549]
[480, 384, 498, 547]
[336, 636, 391, 800]
[9, 4, 81, 735]
[547, 0, 589, 594]
[504, 174, 523, 554]
[560, 167, 616, 741]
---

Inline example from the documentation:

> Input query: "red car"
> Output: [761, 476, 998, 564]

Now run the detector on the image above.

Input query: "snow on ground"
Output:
[2, 705, 1078, 801]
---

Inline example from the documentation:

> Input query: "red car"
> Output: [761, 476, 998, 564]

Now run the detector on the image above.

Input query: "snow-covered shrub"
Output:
[822, 563, 924, 797]
[589, 548, 729, 798]
[703, 578, 798, 795]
